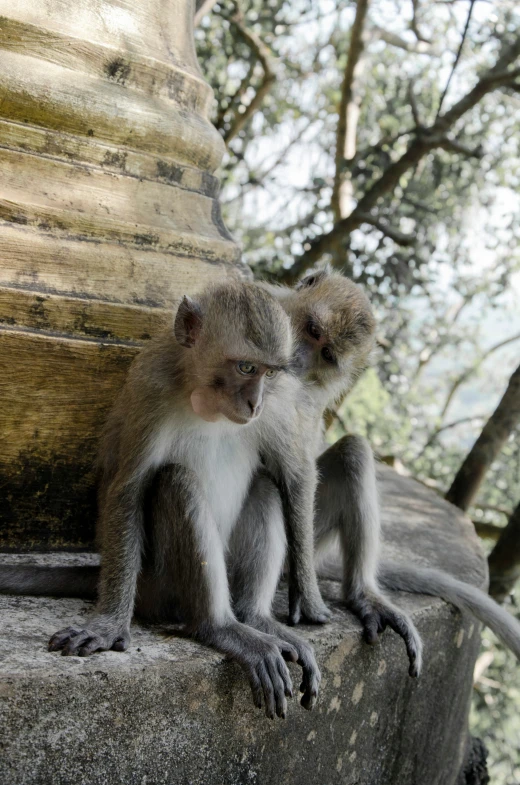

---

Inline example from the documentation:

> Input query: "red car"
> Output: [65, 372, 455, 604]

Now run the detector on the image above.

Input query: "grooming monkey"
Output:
[3, 280, 325, 719]
[266, 268, 520, 664]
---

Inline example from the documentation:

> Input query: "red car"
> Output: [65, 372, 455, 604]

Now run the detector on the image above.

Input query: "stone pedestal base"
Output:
[0, 470, 488, 785]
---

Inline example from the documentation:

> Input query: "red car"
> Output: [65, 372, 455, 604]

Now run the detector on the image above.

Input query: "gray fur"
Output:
[379, 561, 520, 660]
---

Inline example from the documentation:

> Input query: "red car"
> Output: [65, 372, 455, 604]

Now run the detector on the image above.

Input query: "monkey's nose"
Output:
[248, 399, 262, 416]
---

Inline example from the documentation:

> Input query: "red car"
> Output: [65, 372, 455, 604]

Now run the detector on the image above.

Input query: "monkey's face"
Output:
[174, 283, 293, 426]
[190, 359, 284, 425]
[289, 270, 376, 396]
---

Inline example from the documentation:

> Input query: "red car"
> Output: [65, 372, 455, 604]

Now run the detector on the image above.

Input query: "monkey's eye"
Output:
[321, 347, 335, 364]
[307, 322, 321, 341]
[237, 361, 256, 376]
[265, 368, 277, 379]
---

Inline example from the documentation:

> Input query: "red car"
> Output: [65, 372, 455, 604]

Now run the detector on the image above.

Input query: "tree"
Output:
[489, 501, 520, 601]
[446, 363, 520, 511]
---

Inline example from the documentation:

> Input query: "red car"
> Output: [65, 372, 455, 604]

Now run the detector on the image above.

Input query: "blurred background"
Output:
[194, 1, 520, 781]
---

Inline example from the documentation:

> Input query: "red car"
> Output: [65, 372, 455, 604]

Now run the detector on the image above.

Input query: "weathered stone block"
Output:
[0, 470, 487, 785]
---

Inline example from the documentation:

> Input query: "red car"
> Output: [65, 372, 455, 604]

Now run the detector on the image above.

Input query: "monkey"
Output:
[261, 267, 520, 665]
[1, 280, 325, 719]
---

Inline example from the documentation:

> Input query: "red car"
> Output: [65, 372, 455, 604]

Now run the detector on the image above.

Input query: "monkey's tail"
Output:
[0, 565, 99, 599]
[379, 560, 520, 661]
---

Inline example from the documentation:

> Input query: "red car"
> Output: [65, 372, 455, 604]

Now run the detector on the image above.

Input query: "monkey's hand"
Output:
[236, 635, 298, 720]
[242, 614, 321, 711]
[345, 592, 423, 678]
[288, 584, 331, 626]
[48, 618, 131, 656]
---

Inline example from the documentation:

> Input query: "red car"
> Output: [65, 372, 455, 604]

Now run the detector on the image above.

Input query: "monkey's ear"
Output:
[174, 296, 203, 348]
[295, 268, 330, 290]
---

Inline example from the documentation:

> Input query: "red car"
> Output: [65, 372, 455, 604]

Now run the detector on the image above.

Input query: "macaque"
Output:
[266, 268, 520, 666]
[5, 280, 325, 719]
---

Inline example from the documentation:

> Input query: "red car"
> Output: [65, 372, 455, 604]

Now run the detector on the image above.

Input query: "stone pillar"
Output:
[0, 0, 242, 549]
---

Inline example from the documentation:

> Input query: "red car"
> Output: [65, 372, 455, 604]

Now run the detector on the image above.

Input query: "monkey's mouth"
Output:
[221, 406, 259, 426]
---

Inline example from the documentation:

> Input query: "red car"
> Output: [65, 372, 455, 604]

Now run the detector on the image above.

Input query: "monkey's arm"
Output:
[315, 435, 422, 677]
[49, 475, 144, 655]
[229, 470, 321, 709]
[274, 452, 331, 626]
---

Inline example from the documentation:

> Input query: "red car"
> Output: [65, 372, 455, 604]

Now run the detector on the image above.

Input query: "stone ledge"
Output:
[0, 468, 486, 785]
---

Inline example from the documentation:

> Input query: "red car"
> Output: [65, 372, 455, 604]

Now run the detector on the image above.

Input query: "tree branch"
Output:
[436, 0, 475, 118]
[223, 8, 277, 145]
[438, 137, 483, 157]
[410, 0, 432, 44]
[408, 80, 422, 128]
[488, 500, 520, 601]
[281, 34, 520, 281]
[441, 332, 520, 419]
[415, 415, 485, 460]
[371, 25, 432, 54]
[446, 363, 520, 511]
[473, 521, 503, 541]
[194, 0, 219, 26]
[332, 0, 370, 223]
[358, 213, 416, 246]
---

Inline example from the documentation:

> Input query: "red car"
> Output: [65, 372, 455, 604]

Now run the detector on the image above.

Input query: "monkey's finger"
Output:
[61, 630, 92, 656]
[306, 612, 330, 624]
[266, 658, 288, 719]
[276, 640, 298, 663]
[248, 670, 264, 710]
[299, 662, 320, 710]
[48, 627, 81, 651]
[300, 680, 318, 710]
[288, 588, 302, 627]
[361, 614, 380, 645]
[275, 656, 293, 698]
[78, 637, 104, 657]
[111, 637, 128, 652]
[385, 611, 422, 678]
[256, 662, 276, 720]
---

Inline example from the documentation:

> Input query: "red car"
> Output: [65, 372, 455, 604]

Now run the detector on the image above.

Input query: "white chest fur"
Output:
[146, 415, 260, 545]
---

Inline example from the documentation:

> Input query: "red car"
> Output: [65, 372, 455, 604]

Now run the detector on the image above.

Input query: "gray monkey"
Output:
[2, 280, 324, 719]
[265, 268, 520, 665]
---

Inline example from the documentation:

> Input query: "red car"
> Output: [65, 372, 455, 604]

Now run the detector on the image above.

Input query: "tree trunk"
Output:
[488, 501, 520, 601]
[445, 363, 520, 511]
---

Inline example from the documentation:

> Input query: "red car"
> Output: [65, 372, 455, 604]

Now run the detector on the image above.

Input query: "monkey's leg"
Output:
[229, 471, 321, 710]
[142, 464, 301, 719]
[49, 476, 144, 656]
[315, 435, 422, 677]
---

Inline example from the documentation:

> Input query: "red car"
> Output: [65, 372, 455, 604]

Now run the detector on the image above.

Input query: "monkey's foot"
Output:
[288, 586, 331, 626]
[48, 623, 130, 656]
[344, 592, 423, 678]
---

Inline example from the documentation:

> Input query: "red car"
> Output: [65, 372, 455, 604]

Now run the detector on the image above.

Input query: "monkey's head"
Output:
[174, 281, 293, 426]
[287, 268, 376, 400]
